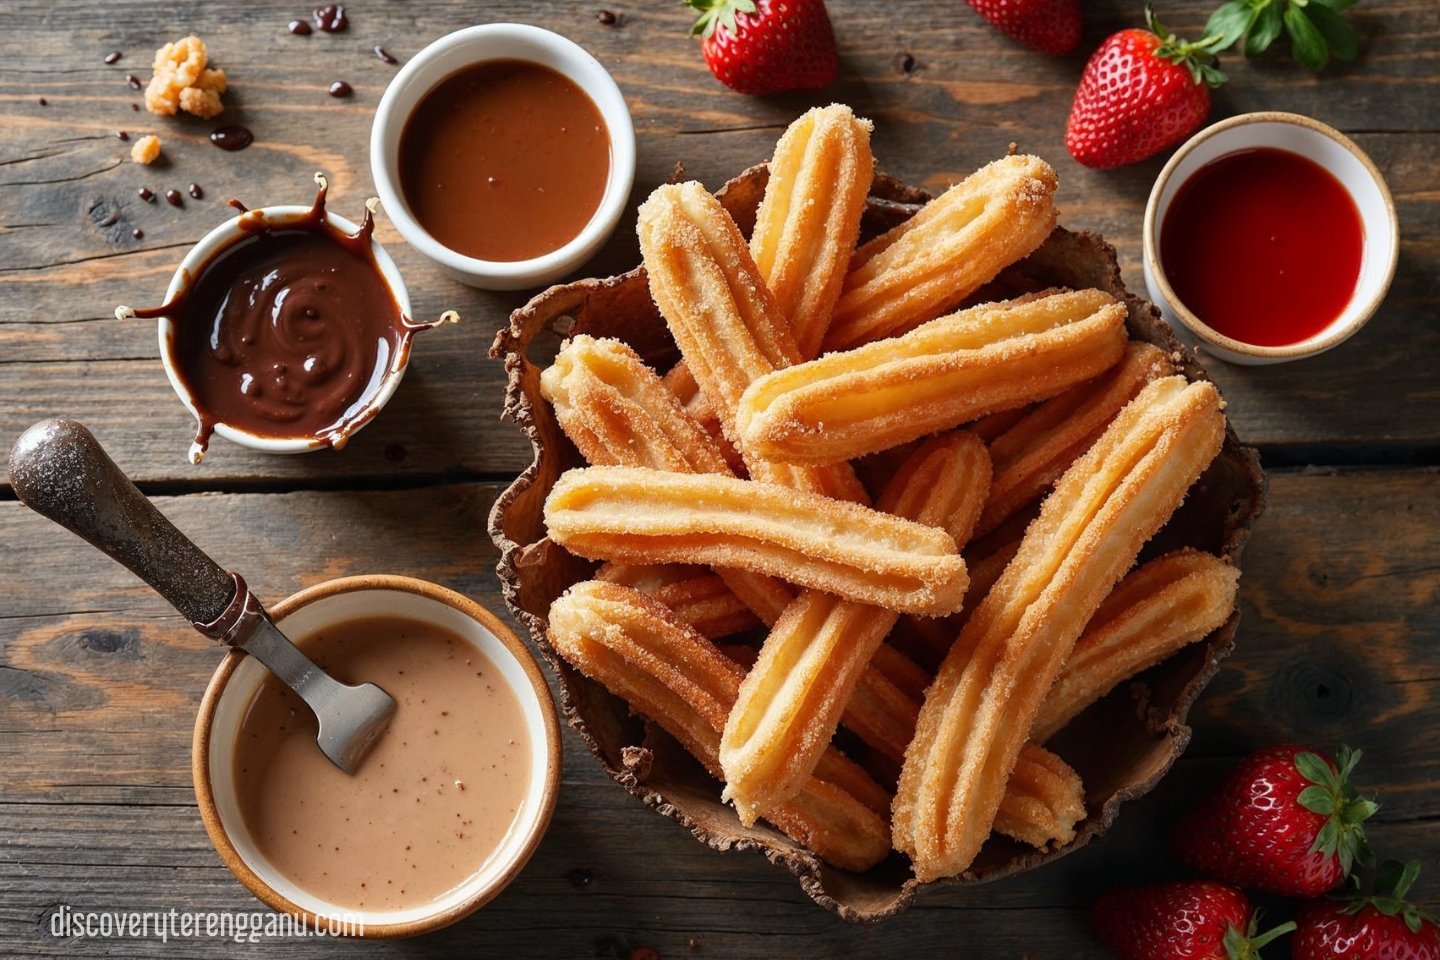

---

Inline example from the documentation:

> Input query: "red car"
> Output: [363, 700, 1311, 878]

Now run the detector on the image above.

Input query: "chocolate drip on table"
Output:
[104, 51, 122, 64]
[328, 81, 351, 98]
[288, 19, 312, 34]
[209, 125, 253, 151]
[313, 5, 346, 31]
[374, 45, 396, 64]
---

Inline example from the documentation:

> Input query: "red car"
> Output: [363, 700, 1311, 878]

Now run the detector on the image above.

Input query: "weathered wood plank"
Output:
[1, 471, 1437, 955]
[1, 0, 1436, 487]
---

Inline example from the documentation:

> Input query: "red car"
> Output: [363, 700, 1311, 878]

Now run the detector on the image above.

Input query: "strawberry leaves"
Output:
[1147, 6, 1228, 87]
[1223, 914, 1298, 960]
[688, 0, 758, 38]
[1294, 745, 1379, 879]
[1338, 860, 1440, 936]
[1203, 0, 1360, 71]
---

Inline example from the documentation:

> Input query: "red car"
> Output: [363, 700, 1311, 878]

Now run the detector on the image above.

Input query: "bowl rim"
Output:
[369, 22, 638, 288]
[1141, 110, 1399, 361]
[154, 204, 415, 462]
[190, 575, 562, 938]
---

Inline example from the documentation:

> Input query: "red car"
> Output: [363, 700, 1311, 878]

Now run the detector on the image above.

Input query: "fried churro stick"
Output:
[542, 335, 733, 475]
[823, 155, 1059, 352]
[736, 289, 1130, 466]
[894, 376, 1227, 881]
[597, 563, 762, 640]
[720, 432, 988, 823]
[1031, 548, 1238, 744]
[636, 180, 870, 506]
[751, 103, 875, 360]
[976, 342, 1176, 537]
[542, 336, 794, 627]
[545, 466, 969, 616]
[547, 581, 892, 871]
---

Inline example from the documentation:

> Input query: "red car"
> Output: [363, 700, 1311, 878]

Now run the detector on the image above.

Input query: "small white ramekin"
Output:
[370, 24, 636, 291]
[152, 204, 414, 464]
[193, 576, 562, 938]
[1143, 112, 1398, 365]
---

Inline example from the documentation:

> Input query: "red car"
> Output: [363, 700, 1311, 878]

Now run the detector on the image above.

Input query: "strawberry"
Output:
[688, 0, 839, 96]
[963, 0, 1083, 56]
[1065, 6, 1226, 169]
[1293, 860, 1440, 960]
[1092, 881, 1294, 960]
[1173, 745, 1379, 898]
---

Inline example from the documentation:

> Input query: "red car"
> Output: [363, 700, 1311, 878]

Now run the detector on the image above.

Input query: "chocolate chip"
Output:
[328, 80, 352, 97]
[104, 51, 123, 65]
[131, 103, 140, 111]
[138, 187, 154, 202]
[132, 228, 144, 239]
[116, 130, 128, 140]
[188, 183, 203, 199]
[127, 74, 142, 90]
[37, 97, 47, 105]
[288, 19, 312, 34]
[896, 52, 916, 74]
[597, 9, 619, 25]
[165, 189, 183, 206]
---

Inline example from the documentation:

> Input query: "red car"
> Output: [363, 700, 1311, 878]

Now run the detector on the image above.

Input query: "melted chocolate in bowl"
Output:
[135, 183, 417, 459]
[233, 616, 532, 912]
[398, 59, 611, 262]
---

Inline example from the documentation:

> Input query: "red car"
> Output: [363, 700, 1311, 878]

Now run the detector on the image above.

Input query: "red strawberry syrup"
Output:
[1160, 147, 1364, 347]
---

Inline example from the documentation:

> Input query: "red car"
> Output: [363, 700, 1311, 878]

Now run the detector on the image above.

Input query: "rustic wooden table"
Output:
[2, 0, 1436, 956]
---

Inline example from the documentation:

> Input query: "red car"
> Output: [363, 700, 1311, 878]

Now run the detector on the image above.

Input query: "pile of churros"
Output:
[524, 104, 1241, 883]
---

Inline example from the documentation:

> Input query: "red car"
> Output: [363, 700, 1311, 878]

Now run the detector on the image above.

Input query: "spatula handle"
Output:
[8, 419, 235, 625]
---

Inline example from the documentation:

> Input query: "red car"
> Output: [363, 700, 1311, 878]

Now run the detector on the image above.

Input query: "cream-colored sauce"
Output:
[234, 616, 530, 911]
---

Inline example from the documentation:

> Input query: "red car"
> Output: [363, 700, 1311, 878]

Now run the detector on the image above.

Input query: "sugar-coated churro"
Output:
[597, 563, 762, 640]
[1031, 548, 1238, 743]
[993, 744, 1088, 850]
[547, 580, 892, 871]
[736, 289, 1130, 465]
[751, 104, 875, 360]
[719, 432, 987, 823]
[637, 179, 870, 505]
[545, 466, 969, 616]
[894, 375, 1226, 880]
[823, 155, 1059, 352]
[976, 341, 1176, 537]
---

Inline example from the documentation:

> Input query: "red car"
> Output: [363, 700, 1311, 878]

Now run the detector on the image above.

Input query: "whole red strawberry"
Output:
[1293, 860, 1440, 960]
[688, 0, 839, 96]
[964, 0, 1082, 56]
[1093, 881, 1294, 960]
[1065, 6, 1226, 169]
[1173, 745, 1378, 898]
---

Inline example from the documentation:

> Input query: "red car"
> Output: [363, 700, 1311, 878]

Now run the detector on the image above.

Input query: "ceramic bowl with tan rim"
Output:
[192, 576, 561, 938]
[1143, 112, 1398, 365]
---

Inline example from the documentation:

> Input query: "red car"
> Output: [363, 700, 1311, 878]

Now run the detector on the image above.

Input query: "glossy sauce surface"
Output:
[399, 59, 610, 262]
[234, 616, 532, 912]
[1160, 147, 1364, 347]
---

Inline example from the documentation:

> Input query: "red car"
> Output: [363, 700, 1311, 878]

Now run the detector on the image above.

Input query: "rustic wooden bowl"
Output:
[488, 164, 1266, 922]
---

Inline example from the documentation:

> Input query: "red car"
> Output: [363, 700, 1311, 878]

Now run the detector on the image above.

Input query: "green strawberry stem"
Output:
[1146, 5, 1229, 87]
[1202, 0, 1360, 71]
[1294, 745, 1379, 878]
[688, 0, 758, 38]
[1222, 915, 1297, 960]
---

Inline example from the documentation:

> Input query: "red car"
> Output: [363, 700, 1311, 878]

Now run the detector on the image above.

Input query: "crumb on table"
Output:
[130, 135, 161, 165]
[144, 36, 227, 118]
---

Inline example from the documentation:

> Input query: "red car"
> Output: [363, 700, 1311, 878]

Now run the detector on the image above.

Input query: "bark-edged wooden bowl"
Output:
[487, 163, 1267, 922]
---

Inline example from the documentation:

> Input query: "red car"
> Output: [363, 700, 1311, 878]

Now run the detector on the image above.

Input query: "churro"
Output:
[546, 466, 968, 615]
[718, 432, 987, 823]
[823, 155, 1059, 352]
[597, 563, 762, 640]
[735, 289, 1130, 465]
[637, 180, 869, 505]
[547, 581, 892, 871]
[893, 375, 1226, 880]
[1032, 548, 1238, 743]
[976, 341, 1175, 536]
[750, 104, 874, 360]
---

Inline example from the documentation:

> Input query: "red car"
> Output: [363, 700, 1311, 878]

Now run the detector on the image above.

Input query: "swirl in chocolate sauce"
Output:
[132, 180, 417, 458]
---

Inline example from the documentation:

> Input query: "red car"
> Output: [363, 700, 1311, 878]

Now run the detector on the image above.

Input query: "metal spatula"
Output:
[8, 419, 395, 773]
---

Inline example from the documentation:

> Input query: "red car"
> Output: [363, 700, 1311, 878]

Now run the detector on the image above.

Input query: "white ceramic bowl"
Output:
[370, 23, 637, 291]
[1143, 112, 1398, 365]
[193, 576, 561, 938]
[152, 204, 414, 464]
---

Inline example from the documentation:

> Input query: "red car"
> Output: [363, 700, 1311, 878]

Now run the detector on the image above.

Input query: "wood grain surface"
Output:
[2, 0, 1437, 955]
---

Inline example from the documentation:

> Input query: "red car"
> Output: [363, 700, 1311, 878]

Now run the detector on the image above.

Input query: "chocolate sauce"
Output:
[104, 51, 123, 65]
[165, 189, 183, 206]
[127, 74, 142, 90]
[117, 130, 129, 140]
[374, 45, 397, 64]
[313, 4, 347, 31]
[188, 183, 203, 199]
[37, 97, 46, 106]
[209, 125, 253, 151]
[132, 228, 144, 239]
[227, 199, 249, 214]
[288, 19, 312, 35]
[597, 9, 619, 25]
[132, 103, 141, 111]
[328, 81, 352, 97]
[138, 186, 154, 202]
[131, 180, 420, 457]
[399, 59, 611, 262]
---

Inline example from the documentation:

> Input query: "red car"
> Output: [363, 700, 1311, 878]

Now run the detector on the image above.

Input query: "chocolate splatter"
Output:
[288, 19, 312, 35]
[104, 51, 123, 65]
[374, 45, 397, 64]
[138, 187, 155, 202]
[165, 189, 183, 206]
[127, 74, 142, 90]
[313, 5, 346, 31]
[209, 125, 253, 151]
[328, 80, 352, 97]
[188, 183, 203, 199]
